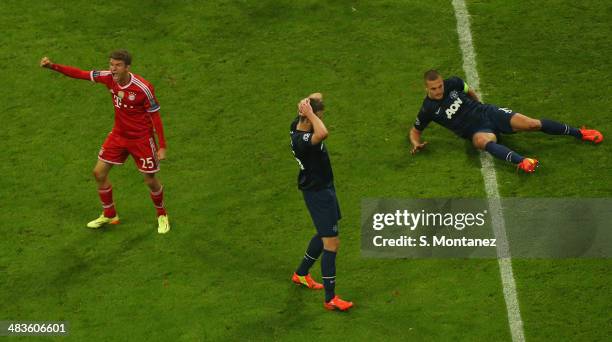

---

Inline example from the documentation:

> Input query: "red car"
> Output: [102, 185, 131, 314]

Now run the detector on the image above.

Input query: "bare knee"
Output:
[472, 133, 496, 150]
[143, 176, 155, 187]
[511, 113, 542, 131]
[323, 237, 339, 252]
[143, 174, 161, 191]
[92, 168, 107, 184]
[526, 118, 542, 131]
[92, 161, 112, 187]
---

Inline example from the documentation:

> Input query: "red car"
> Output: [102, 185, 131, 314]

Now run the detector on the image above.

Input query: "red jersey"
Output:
[50, 64, 166, 147]
[91, 71, 160, 140]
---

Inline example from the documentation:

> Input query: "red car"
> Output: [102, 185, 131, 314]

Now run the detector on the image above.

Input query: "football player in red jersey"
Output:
[41, 50, 170, 233]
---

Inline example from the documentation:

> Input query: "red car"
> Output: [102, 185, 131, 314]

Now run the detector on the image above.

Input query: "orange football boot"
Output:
[517, 158, 539, 173]
[324, 295, 354, 311]
[580, 127, 603, 144]
[292, 273, 324, 290]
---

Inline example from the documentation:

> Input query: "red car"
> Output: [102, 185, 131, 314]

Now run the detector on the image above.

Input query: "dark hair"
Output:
[110, 49, 132, 65]
[424, 69, 441, 82]
[309, 98, 324, 114]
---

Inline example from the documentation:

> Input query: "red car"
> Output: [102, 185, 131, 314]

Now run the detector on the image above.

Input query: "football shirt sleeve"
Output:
[142, 84, 161, 113]
[90, 70, 113, 85]
[51, 64, 92, 81]
[414, 105, 432, 131]
[296, 132, 317, 150]
[151, 112, 166, 148]
[447, 76, 466, 92]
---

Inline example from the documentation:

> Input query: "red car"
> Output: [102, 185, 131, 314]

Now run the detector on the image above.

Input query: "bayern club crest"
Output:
[128, 92, 136, 101]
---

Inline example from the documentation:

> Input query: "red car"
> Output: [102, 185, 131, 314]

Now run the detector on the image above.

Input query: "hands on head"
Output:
[298, 98, 314, 117]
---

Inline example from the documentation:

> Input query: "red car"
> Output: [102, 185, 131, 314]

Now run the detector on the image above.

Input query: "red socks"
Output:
[98, 186, 117, 218]
[98, 185, 166, 217]
[150, 186, 167, 216]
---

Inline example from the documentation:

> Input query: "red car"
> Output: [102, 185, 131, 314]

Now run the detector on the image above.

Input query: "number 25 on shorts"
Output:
[140, 157, 154, 169]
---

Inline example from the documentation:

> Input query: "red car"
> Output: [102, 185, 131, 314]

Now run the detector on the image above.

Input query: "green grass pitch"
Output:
[1, 0, 610, 340]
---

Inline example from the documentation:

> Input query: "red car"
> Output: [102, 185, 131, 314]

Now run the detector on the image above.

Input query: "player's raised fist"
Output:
[40, 57, 53, 68]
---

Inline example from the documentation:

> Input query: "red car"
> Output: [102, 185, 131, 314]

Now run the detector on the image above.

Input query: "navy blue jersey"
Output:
[414, 77, 484, 138]
[290, 117, 334, 191]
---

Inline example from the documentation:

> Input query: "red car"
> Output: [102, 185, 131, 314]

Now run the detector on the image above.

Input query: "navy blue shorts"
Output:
[469, 104, 516, 137]
[302, 186, 341, 237]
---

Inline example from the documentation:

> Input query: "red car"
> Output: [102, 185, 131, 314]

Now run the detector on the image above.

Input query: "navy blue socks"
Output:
[540, 119, 582, 139]
[485, 141, 524, 164]
[483, 119, 582, 165]
[296, 234, 323, 276]
[321, 249, 337, 302]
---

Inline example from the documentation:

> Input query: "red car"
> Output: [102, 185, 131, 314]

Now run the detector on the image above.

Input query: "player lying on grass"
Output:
[289, 94, 353, 311]
[40, 50, 170, 233]
[410, 70, 603, 172]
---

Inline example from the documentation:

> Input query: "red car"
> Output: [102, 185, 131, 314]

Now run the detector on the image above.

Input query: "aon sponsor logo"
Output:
[446, 97, 463, 119]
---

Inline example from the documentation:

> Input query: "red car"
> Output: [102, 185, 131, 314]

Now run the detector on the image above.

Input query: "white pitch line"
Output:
[451, 1, 526, 341]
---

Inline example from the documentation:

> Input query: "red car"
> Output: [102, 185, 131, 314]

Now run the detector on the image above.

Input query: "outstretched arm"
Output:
[40, 57, 91, 80]
[151, 112, 167, 160]
[409, 127, 428, 155]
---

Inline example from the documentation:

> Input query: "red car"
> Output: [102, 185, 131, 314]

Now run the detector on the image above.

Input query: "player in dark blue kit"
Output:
[289, 94, 353, 311]
[409, 70, 603, 172]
